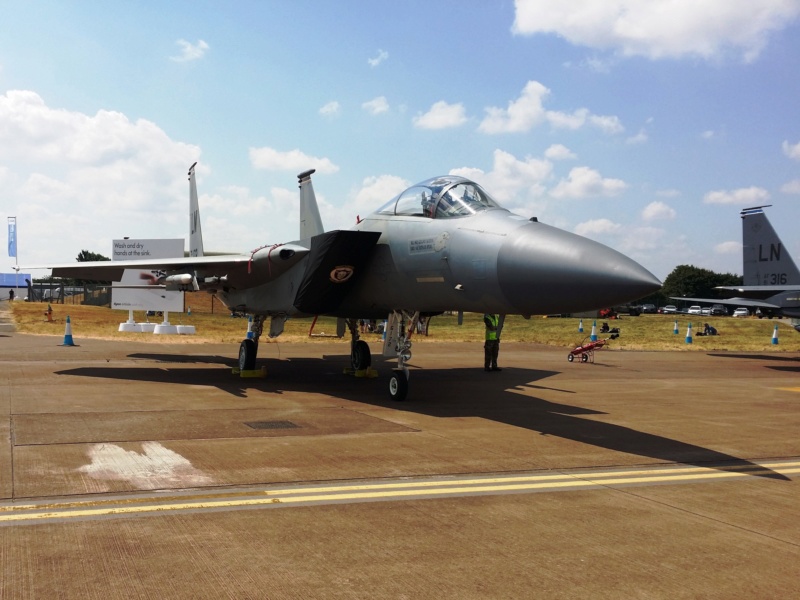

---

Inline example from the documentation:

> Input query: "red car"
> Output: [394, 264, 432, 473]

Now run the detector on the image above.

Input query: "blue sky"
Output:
[2, 0, 800, 280]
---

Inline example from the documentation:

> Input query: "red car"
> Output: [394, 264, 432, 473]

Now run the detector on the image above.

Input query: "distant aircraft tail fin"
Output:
[741, 206, 800, 286]
[298, 169, 325, 240]
[188, 162, 204, 258]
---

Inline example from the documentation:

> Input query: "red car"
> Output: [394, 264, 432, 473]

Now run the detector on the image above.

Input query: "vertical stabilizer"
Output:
[741, 206, 800, 285]
[188, 162, 204, 257]
[298, 169, 324, 240]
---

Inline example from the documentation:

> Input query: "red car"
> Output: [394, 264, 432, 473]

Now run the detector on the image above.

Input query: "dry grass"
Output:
[9, 302, 800, 352]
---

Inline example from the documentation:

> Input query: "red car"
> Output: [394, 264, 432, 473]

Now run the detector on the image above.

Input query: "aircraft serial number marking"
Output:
[2, 460, 797, 526]
[408, 238, 436, 254]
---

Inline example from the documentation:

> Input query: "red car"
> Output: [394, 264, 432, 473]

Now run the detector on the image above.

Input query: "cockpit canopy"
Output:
[376, 176, 503, 219]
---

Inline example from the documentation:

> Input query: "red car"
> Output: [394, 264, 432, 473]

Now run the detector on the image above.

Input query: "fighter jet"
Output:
[40, 164, 661, 400]
[672, 206, 800, 319]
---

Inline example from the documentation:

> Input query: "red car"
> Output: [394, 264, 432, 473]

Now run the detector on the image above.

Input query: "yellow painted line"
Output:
[777, 387, 800, 392]
[1, 465, 797, 524]
[4, 460, 798, 515]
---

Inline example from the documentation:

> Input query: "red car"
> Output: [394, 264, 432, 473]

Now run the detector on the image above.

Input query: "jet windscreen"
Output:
[376, 176, 503, 219]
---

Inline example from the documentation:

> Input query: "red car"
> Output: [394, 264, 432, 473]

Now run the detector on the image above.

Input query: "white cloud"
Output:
[641, 200, 676, 221]
[656, 188, 681, 198]
[249, 146, 339, 174]
[617, 226, 666, 252]
[479, 81, 623, 134]
[340, 175, 410, 224]
[170, 39, 209, 62]
[319, 101, 340, 117]
[715, 241, 742, 254]
[512, 0, 800, 63]
[450, 149, 552, 207]
[703, 186, 770, 205]
[702, 130, 715, 140]
[0, 90, 202, 263]
[543, 107, 588, 130]
[544, 144, 576, 160]
[479, 81, 548, 134]
[626, 129, 648, 144]
[362, 96, 389, 115]
[781, 179, 800, 194]
[550, 166, 627, 199]
[783, 140, 800, 161]
[588, 114, 624, 134]
[574, 218, 622, 237]
[368, 49, 389, 67]
[573, 220, 676, 266]
[413, 101, 468, 130]
[582, 55, 615, 73]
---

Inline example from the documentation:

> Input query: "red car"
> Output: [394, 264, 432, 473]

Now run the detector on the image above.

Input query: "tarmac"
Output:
[1, 300, 799, 598]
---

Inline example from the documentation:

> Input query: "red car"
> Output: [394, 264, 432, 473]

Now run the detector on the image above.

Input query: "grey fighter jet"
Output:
[40, 165, 661, 400]
[672, 206, 800, 319]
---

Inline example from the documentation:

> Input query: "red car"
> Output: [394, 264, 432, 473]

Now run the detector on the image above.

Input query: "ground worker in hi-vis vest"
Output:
[483, 313, 502, 372]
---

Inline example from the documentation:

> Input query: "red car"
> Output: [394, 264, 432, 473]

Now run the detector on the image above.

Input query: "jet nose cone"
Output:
[498, 222, 661, 314]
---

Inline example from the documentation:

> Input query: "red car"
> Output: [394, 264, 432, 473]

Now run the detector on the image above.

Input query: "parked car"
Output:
[640, 304, 657, 314]
[662, 305, 678, 313]
[710, 304, 727, 316]
[687, 305, 702, 315]
[701, 307, 712, 315]
[732, 307, 750, 317]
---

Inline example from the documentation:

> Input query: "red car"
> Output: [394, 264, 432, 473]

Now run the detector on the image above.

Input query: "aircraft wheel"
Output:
[351, 340, 371, 371]
[581, 353, 589, 363]
[567, 353, 574, 362]
[388, 369, 409, 401]
[239, 339, 257, 371]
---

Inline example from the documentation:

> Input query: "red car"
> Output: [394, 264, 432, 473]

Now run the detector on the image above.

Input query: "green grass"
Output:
[10, 303, 800, 351]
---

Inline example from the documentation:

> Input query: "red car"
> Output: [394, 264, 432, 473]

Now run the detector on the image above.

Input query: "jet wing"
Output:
[32, 244, 310, 289]
[716, 285, 800, 295]
[670, 296, 781, 310]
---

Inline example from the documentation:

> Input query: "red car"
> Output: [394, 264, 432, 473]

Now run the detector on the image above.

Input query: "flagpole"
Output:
[8, 216, 18, 295]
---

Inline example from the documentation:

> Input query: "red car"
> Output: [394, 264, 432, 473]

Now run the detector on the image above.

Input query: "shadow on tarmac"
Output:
[708, 353, 800, 374]
[56, 350, 789, 481]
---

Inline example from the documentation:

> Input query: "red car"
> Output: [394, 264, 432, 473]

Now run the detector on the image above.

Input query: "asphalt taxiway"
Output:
[1, 321, 799, 598]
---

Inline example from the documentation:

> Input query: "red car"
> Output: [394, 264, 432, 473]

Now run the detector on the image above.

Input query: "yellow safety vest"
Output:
[485, 314, 499, 341]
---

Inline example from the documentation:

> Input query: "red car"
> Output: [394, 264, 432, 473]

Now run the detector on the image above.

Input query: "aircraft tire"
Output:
[388, 369, 408, 401]
[567, 354, 574, 362]
[239, 339, 257, 371]
[351, 340, 371, 371]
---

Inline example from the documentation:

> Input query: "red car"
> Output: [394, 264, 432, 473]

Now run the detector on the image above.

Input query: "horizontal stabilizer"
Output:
[30, 244, 310, 289]
[293, 230, 381, 314]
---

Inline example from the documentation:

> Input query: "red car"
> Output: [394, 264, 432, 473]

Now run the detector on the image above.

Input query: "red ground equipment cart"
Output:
[567, 333, 618, 363]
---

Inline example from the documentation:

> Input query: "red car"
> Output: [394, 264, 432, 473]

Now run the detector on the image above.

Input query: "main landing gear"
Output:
[347, 319, 372, 372]
[385, 310, 419, 402]
[238, 315, 265, 371]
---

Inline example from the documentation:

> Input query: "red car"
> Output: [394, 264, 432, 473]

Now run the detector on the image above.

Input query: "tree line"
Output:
[637, 265, 742, 307]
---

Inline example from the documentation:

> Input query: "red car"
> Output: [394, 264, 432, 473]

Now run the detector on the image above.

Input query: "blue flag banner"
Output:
[8, 217, 16, 258]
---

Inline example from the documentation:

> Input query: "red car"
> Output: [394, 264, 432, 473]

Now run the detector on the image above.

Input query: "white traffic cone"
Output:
[60, 315, 77, 347]
[673, 320, 679, 335]
[578, 319, 584, 333]
[685, 322, 693, 344]
[590, 320, 597, 342]
[772, 324, 779, 345]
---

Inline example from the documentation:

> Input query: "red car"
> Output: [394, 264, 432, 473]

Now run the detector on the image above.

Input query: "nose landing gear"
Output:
[385, 310, 419, 401]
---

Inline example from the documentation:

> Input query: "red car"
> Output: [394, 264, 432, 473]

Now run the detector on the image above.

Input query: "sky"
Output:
[1, 0, 800, 281]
